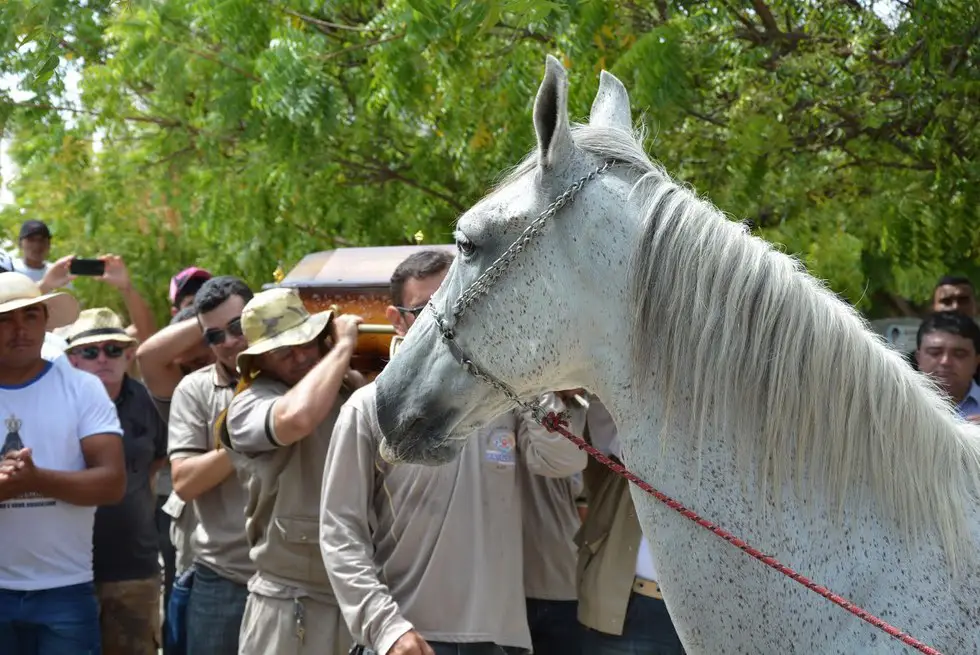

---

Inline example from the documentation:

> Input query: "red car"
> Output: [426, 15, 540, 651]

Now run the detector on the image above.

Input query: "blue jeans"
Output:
[581, 592, 685, 655]
[430, 644, 526, 655]
[356, 642, 526, 655]
[156, 496, 177, 655]
[526, 598, 581, 655]
[0, 581, 102, 654]
[184, 564, 248, 655]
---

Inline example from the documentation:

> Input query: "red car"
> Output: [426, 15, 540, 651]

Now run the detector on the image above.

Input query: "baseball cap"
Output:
[169, 266, 213, 306]
[19, 220, 52, 240]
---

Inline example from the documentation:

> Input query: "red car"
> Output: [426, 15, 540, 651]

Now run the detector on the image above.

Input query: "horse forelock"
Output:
[507, 122, 980, 569]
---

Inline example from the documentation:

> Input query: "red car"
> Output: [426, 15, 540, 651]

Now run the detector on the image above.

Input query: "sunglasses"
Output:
[73, 344, 128, 360]
[395, 304, 426, 319]
[203, 317, 244, 347]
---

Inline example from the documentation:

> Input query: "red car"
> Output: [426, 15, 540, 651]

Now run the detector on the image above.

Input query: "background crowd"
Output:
[1, 216, 979, 655]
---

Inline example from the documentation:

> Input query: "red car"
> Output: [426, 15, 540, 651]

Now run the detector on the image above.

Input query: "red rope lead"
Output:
[541, 411, 944, 655]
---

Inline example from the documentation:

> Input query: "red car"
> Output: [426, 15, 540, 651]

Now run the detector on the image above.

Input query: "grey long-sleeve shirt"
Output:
[319, 384, 586, 655]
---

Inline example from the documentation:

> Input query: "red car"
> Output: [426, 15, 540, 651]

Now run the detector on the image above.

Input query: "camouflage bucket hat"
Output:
[236, 287, 333, 373]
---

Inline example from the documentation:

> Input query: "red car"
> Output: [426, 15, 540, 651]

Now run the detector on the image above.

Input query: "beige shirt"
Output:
[225, 376, 348, 600]
[576, 398, 644, 636]
[519, 397, 587, 600]
[153, 395, 197, 575]
[320, 383, 587, 655]
[168, 364, 254, 584]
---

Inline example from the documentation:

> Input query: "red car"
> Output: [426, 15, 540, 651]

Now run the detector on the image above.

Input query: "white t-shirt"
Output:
[0, 362, 123, 590]
[12, 257, 50, 284]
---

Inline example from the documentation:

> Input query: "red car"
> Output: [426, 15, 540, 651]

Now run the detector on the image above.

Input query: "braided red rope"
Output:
[541, 411, 944, 655]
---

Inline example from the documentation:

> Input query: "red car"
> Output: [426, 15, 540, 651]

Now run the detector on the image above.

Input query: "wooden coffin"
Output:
[271, 244, 456, 379]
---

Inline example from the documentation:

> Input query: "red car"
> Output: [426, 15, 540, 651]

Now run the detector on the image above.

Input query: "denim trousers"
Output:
[581, 592, 685, 655]
[0, 581, 102, 655]
[156, 495, 177, 655]
[356, 640, 527, 655]
[526, 598, 581, 655]
[184, 563, 248, 655]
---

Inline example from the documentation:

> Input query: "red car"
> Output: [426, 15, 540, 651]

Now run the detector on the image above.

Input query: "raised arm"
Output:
[99, 254, 157, 343]
[137, 318, 205, 399]
[271, 315, 360, 446]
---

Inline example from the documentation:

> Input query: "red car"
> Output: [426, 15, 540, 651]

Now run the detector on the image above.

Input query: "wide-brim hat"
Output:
[236, 287, 333, 373]
[0, 271, 79, 330]
[63, 307, 138, 350]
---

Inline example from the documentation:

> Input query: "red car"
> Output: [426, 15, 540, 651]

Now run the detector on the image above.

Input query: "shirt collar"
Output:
[211, 362, 238, 388]
[956, 381, 980, 417]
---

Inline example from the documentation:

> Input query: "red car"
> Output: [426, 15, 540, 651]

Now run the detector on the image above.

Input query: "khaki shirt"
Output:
[167, 364, 253, 584]
[224, 376, 349, 599]
[153, 395, 197, 575]
[575, 399, 643, 636]
[320, 383, 587, 655]
[519, 397, 587, 600]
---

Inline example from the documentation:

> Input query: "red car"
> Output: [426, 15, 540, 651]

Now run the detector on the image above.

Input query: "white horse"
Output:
[373, 55, 980, 654]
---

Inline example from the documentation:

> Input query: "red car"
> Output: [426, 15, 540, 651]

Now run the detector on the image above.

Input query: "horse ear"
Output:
[533, 55, 574, 170]
[589, 70, 632, 131]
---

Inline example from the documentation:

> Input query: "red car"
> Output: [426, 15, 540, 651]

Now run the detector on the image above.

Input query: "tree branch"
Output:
[317, 33, 405, 62]
[3, 100, 184, 128]
[332, 156, 465, 211]
[282, 8, 379, 32]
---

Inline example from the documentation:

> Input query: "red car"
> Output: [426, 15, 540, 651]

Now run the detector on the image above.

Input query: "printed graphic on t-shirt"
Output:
[0, 414, 55, 510]
[484, 429, 516, 467]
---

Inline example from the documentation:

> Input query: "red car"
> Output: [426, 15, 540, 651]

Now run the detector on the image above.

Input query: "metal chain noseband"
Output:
[424, 158, 944, 655]
[429, 160, 614, 424]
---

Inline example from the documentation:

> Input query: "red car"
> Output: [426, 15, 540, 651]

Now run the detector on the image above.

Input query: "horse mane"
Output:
[558, 122, 980, 566]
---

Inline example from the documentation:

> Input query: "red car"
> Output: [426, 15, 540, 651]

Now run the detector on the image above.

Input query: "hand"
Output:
[99, 254, 132, 291]
[386, 630, 435, 655]
[0, 448, 40, 498]
[39, 255, 77, 292]
[331, 314, 363, 347]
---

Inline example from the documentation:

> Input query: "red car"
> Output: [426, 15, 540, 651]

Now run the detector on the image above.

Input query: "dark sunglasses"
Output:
[74, 344, 128, 360]
[395, 305, 426, 319]
[203, 317, 244, 347]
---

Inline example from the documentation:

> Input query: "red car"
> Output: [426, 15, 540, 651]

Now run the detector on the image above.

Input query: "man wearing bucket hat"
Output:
[0, 271, 126, 654]
[64, 308, 168, 655]
[218, 287, 363, 655]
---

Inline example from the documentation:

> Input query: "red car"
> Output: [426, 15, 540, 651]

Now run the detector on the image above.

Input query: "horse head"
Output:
[374, 55, 641, 464]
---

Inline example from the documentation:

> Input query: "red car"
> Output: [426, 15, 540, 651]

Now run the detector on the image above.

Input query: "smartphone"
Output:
[69, 258, 106, 276]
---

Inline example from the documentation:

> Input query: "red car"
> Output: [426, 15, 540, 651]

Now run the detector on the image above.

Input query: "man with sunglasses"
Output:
[64, 308, 167, 655]
[167, 276, 255, 655]
[321, 251, 587, 655]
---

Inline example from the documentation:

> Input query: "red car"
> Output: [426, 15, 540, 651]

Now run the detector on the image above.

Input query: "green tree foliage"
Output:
[0, 0, 977, 320]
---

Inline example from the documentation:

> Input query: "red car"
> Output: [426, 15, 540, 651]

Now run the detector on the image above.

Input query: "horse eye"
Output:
[456, 237, 476, 257]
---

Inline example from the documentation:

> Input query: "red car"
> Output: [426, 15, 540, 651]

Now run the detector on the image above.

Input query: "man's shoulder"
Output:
[345, 381, 377, 414]
[173, 364, 217, 395]
[228, 376, 285, 417]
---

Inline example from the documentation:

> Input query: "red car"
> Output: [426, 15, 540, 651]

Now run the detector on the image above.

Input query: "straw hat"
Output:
[0, 271, 79, 329]
[63, 308, 138, 349]
[236, 287, 333, 373]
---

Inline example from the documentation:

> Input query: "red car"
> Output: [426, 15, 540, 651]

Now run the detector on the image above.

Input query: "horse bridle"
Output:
[427, 160, 614, 421]
[423, 158, 944, 655]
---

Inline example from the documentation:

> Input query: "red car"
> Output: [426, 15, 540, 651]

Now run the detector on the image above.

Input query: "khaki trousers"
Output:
[238, 592, 352, 655]
[95, 575, 161, 655]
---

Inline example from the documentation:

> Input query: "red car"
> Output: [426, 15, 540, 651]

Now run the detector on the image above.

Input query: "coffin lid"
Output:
[272, 244, 456, 293]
